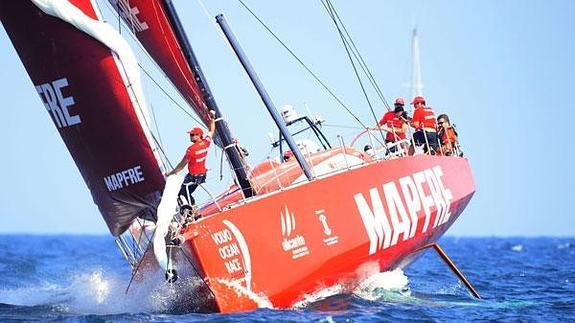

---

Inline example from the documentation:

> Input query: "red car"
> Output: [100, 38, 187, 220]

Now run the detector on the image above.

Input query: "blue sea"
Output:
[0, 236, 573, 322]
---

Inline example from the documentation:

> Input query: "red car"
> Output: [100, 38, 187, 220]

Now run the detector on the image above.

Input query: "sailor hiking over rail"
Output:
[165, 110, 216, 219]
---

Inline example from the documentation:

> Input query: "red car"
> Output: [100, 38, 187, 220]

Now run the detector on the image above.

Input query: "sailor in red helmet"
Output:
[378, 98, 408, 152]
[283, 149, 294, 162]
[165, 110, 216, 214]
[409, 96, 439, 154]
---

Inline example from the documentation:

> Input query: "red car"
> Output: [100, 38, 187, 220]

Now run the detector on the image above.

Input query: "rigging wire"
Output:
[112, 2, 175, 169]
[97, 0, 215, 170]
[100, 0, 205, 126]
[138, 66, 202, 124]
[125, 225, 158, 294]
[149, 103, 165, 156]
[322, 123, 366, 130]
[321, 0, 387, 145]
[324, 0, 392, 111]
[322, 0, 375, 116]
[235, 0, 368, 130]
[219, 147, 225, 181]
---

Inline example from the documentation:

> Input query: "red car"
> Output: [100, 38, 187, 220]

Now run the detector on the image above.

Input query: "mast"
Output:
[411, 28, 423, 98]
[162, 0, 254, 198]
[216, 14, 314, 181]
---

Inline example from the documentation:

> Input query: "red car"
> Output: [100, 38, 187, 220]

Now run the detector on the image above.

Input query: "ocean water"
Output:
[0, 236, 573, 322]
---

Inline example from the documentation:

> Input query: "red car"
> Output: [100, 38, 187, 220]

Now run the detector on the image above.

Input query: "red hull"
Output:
[177, 154, 474, 313]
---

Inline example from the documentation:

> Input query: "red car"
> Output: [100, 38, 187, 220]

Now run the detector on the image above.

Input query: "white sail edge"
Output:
[29, 0, 164, 172]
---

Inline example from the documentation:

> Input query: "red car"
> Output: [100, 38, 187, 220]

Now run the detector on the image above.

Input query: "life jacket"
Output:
[439, 127, 458, 155]
[379, 111, 407, 141]
[185, 137, 212, 175]
[413, 106, 437, 132]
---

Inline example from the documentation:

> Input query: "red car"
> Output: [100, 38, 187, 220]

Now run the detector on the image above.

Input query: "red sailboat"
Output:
[0, 0, 476, 313]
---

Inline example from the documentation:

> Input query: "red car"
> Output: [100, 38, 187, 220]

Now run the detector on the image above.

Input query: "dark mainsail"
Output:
[109, 0, 254, 197]
[0, 0, 165, 236]
[108, 0, 213, 125]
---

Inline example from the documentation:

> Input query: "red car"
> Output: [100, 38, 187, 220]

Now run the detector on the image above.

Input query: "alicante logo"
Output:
[280, 206, 309, 259]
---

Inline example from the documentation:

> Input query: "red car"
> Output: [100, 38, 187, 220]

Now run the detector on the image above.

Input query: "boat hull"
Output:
[177, 155, 474, 312]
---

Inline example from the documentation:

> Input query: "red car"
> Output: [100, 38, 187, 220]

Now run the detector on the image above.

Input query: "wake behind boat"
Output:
[0, 0, 476, 313]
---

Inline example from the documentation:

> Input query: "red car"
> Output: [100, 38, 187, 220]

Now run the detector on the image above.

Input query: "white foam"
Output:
[0, 266, 219, 314]
[353, 269, 410, 301]
[215, 278, 273, 309]
[558, 243, 572, 249]
[0, 269, 162, 314]
[511, 244, 523, 252]
[292, 283, 346, 309]
[292, 264, 411, 308]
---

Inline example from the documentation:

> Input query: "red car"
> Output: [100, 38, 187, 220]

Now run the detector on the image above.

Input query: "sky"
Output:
[0, 0, 574, 236]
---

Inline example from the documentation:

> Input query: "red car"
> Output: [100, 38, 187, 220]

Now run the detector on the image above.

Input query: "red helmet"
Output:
[283, 150, 294, 159]
[187, 127, 204, 136]
[411, 96, 426, 105]
[394, 97, 405, 106]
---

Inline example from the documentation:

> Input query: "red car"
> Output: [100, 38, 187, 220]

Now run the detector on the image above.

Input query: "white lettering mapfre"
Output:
[36, 77, 81, 129]
[354, 165, 453, 255]
[104, 165, 145, 192]
[108, 0, 149, 33]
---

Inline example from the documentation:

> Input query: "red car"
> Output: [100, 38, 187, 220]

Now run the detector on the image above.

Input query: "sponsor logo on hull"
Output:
[211, 220, 252, 290]
[316, 209, 339, 246]
[355, 165, 453, 255]
[280, 206, 309, 259]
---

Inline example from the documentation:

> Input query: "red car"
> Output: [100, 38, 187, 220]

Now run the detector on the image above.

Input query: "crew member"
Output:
[378, 98, 408, 152]
[165, 110, 216, 213]
[363, 144, 376, 157]
[409, 96, 438, 154]
[437, 114, 459, 156]
[283, 150, 294, 162]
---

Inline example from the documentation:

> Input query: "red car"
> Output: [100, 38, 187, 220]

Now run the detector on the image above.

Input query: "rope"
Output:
[321, 0, 387, 146]
[150, 103, 165, 157]
[99, 0, 209, 170]
[125, 224, 158, 294]
[235, 0, 368, 130]
[322, 123, 366, 130]
[219, 147, 225, 181]
[324, 0, 392, 111]
[138, 67, 203, 124]
[100, 0, 205, 126]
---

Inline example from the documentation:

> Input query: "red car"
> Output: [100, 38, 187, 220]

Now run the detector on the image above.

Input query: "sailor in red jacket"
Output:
[378, 98, 408, 152]
[409, 96, 439, 154]
[165, 111, 216, 211]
